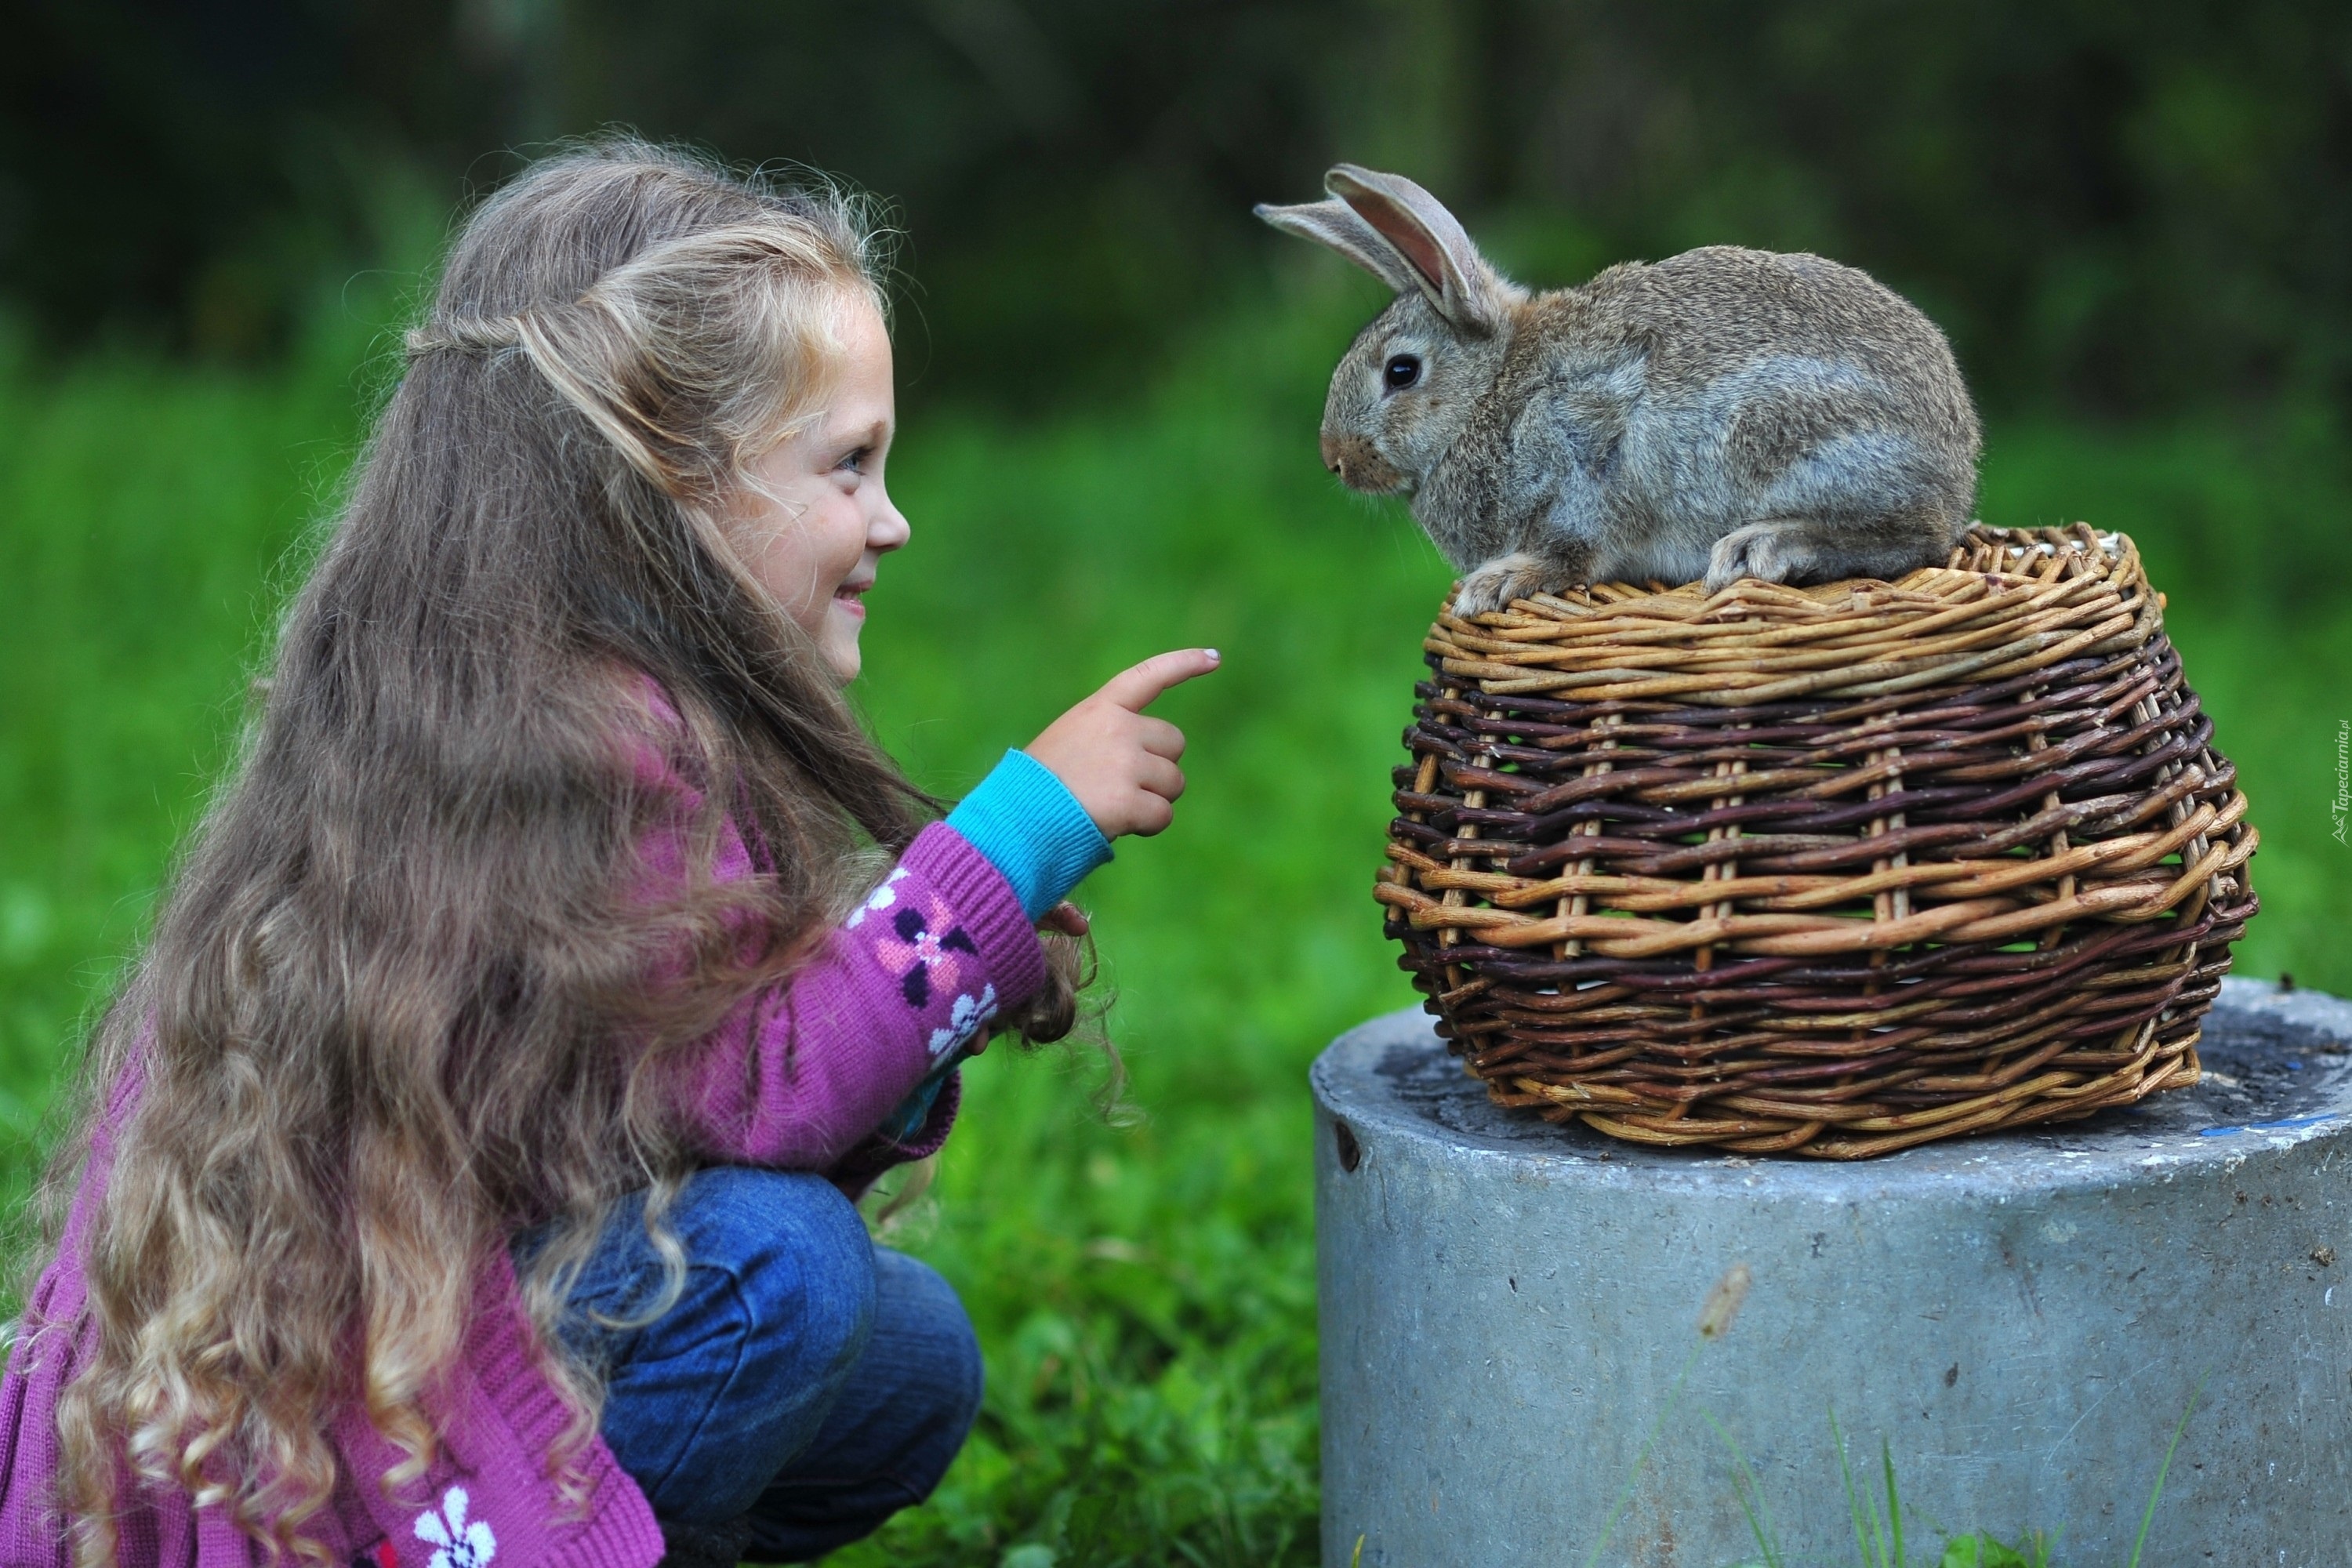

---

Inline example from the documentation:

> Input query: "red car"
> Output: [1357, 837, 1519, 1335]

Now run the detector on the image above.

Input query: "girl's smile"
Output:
[730, 293, 908, 681]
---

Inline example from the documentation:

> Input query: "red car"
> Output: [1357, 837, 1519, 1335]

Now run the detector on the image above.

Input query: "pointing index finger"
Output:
[1098, 648, 1221, 713]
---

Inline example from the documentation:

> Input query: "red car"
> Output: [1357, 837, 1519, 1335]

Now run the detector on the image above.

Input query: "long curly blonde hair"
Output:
[42, 138, 1080, 1566]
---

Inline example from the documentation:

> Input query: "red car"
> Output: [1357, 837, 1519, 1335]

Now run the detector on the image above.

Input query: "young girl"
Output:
[0, 140, 1214, 1567]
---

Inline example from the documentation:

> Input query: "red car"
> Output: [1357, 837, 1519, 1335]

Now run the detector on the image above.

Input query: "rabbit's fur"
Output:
[1258, 165, 1981, 613]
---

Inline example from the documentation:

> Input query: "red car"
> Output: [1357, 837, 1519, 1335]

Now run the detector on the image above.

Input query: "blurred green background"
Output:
[4, 4, 2350, 1564]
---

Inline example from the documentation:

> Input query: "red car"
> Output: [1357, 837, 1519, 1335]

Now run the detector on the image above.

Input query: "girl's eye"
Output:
[837, 448, 869, 475]
[1384, 354, 1422, 391]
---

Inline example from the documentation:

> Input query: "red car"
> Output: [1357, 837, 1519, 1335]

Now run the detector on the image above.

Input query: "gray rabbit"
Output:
[1257, 165, 1982, 614]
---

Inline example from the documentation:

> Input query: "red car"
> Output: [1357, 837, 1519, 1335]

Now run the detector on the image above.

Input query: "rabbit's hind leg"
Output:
[1704, 512, 1955, 593]
[1453, 548, 1592, 616]
[1712, 423, 1971, 590]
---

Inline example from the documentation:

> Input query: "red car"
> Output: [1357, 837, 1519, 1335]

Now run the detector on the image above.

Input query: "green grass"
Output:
[1699, 1384, 2199, 1568]
[2, 272, 2347, 1565]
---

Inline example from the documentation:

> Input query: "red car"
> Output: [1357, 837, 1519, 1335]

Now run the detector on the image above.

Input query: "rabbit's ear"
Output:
[1254, 198, 1421, 296]
[1323, 165, 1503, 336]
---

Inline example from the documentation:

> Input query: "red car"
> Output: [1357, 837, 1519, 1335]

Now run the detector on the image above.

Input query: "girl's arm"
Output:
[652, 648, 1216, 1174]
[849, 649, 1221, 1157]
[662, 815, 1046, 1171]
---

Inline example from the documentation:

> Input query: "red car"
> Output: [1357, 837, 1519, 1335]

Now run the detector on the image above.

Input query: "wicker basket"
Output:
[1378, 524, 2259, 1159]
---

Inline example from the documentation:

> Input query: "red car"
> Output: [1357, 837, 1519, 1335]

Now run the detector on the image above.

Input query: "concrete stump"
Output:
[1313, 978, 2352, 1567]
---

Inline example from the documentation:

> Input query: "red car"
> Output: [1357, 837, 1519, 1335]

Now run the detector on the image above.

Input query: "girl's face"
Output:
[730, 292, 909, 683]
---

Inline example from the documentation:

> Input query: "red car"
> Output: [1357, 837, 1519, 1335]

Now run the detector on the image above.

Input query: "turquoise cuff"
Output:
[945, 749, 1113, 923]
[874, 1067, 956, 1148]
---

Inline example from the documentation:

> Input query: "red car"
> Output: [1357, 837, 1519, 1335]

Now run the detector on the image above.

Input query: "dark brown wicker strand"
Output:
[1379, 524, 2258, 1159]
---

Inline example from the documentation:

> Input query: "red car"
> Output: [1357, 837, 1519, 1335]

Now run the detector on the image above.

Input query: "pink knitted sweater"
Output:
[0, 801, 1045, 1566]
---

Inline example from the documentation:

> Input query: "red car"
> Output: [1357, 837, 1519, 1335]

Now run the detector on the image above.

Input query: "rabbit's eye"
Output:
[1384, 354, 1422, 391]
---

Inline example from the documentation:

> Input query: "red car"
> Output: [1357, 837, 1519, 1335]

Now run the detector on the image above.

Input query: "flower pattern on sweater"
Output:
[876, 895, 978, 1011]
[843, 867, 908, 930]
[928, 983, 999, 1062]
[414, 1486, 495, 1568]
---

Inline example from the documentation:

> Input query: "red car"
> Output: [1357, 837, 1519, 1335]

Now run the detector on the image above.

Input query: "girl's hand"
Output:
[1025, 648, 1220, 840]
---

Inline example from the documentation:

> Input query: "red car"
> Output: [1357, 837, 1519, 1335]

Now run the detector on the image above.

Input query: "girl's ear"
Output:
[1322, 164, 1504, 336]
[1253, 196, 1421, 296]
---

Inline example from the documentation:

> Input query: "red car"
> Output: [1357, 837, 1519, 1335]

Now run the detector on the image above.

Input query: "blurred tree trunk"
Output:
[458, 0, 569, 149]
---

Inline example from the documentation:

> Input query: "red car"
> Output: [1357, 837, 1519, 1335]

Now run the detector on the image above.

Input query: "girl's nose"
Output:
[872, 495, 911, 552]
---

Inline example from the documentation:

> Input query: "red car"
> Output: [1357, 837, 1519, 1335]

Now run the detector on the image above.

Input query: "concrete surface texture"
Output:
[1313, 978, 2352, 1567]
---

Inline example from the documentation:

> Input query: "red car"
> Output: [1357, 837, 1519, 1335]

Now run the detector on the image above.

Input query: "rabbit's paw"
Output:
[1454, 552, 1581, 617]
[1705, 521, 1816, 592]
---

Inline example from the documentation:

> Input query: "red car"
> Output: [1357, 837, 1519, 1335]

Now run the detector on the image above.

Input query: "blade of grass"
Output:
[1702, 1410, 1784, 1568]
[1883, 1437, 1904, 1568]
[1585, 1265, 1754, 1568]
[1582, 1336, 1708, 1568]
[1831, 1406, 1884, 1568]
[2125, 1376, 2205, 1568]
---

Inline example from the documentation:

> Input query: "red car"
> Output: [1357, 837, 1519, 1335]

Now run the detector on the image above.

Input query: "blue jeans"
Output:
[518, 1167, 983, 1563]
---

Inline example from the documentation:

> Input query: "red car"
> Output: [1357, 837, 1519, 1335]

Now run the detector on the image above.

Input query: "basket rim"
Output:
[1427, 524, 2157, 708]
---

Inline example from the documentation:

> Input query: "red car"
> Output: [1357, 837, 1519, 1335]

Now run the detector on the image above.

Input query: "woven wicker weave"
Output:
[1378, 524, 2258, 1158]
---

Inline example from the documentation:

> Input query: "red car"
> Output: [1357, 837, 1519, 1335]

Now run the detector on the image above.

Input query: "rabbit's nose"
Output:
[1321, 431, 1405, 492]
